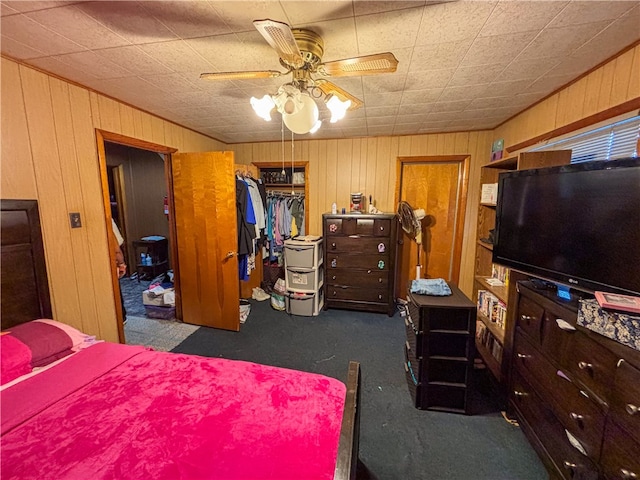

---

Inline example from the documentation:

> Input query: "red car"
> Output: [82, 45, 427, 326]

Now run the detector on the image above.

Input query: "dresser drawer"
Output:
[611, 359, 640, 444]
[517, 288, 577, 365]
[513, 332, 558, 394]
[511, 371, 600, 480]
[326, 253, 390, 270]
[326, 269, 389, 289]
[517, 294, 545, 344]
[326, 285, 389, 303]
[326, 236, 392, 254]
[566, 330, 617, 402]
[551, 372, 606, 462]
[325, 216, 392, 236]
[601, 420, 640, 480]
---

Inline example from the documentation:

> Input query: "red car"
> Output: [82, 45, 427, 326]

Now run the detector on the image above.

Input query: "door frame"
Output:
[95, 130, 178, 343]
[394, 155, 470, 290]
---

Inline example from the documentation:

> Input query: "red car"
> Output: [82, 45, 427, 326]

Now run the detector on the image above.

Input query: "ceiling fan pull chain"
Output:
[281, 117, 285, 176]
[291, 130, 295, 195]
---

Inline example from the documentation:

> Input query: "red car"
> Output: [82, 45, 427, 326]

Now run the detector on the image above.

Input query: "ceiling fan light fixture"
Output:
[283, 93, 319, 134]
[309, 120, 322, 134]
[325, 94, 351, 123]
[250, 95, 275, 121]
[273, 84, 304, 115]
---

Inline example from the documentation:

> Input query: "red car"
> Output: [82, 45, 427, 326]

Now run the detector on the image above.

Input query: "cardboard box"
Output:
[142, 286, 175, 306]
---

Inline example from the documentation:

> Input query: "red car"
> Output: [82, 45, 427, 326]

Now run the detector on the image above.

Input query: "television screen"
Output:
[493, 157, 640, 296]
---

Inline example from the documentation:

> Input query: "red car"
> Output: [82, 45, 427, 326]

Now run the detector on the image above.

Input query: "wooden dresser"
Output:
[509, 281, 640, 480]
[323, 213, 398, 316]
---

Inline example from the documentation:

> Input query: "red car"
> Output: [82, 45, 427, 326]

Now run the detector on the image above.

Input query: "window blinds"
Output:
[530, 115, 640, 163]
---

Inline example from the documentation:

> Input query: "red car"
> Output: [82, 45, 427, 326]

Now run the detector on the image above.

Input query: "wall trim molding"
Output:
[506, 99, 640, 154]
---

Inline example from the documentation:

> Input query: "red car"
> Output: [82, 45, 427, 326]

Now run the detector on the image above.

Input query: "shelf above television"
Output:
[484, 155, 518, 170]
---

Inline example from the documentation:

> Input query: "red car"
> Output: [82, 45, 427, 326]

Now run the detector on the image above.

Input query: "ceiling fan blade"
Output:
[254, 19, 304, 69]
[200, 70, 283, 81]
[318, 53, 399, 77]
[315, 79, 363, 111]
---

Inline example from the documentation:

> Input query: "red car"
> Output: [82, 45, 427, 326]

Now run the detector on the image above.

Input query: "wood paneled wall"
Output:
[1, 41, 637, 339]
[230, 132, 493, 295]
[0, 57, 224, 342]
[495, 44, 640, 151]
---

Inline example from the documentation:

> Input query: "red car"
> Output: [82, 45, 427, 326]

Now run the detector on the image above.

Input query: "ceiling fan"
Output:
[200, 19, 399, 133]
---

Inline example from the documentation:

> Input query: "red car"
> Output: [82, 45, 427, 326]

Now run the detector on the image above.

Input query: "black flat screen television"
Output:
[493, 157, 640, 296]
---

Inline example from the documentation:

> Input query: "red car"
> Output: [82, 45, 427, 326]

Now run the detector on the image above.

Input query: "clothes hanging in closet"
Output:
[236, 173, 267, 281]
[265, 193, 305, 262]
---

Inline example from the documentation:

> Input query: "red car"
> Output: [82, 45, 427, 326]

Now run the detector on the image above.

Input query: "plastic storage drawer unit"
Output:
[285, 265, 324, 293]
[286, 290, 324, 316]
[284, 237, 323, 269]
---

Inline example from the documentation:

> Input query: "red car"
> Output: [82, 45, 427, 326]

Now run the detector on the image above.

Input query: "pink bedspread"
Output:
[1, 342, 346, 480]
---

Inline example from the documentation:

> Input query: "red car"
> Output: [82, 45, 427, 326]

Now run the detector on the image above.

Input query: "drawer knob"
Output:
[331, 242, 336, 249]
[513, 390, 528, 397]
[332, 291, 337, 296]
[620, 469, 638, 479]
[379, 226, 385, 231]
[563, 461, 578, 475]
[332, 275, 336, 280]
[521, 314, 533, 322]
[378, 294, 383, 300]
[569, 412, 584, 426]
[626, 404, 639, 416]
[578, 361, 593, 371]
[378, 278, 383, 283]
[516, 353, 531, 360]
[367, 269, 372, 274]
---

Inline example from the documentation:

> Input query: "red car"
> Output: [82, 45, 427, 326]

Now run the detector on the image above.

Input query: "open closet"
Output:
[250, 162, 309, 294]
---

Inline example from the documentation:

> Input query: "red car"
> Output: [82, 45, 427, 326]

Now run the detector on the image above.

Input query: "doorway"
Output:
[103, 140, 181, 349]
[96, 130, 241, 345]
[395, 155, 470, 298]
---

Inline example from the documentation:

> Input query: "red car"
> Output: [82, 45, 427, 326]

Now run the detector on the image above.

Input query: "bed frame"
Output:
[1, 199, 51, 330]
[1, 198, 361, 480]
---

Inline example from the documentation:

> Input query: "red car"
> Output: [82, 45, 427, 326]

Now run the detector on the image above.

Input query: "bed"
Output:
[1, 199, 361, 480]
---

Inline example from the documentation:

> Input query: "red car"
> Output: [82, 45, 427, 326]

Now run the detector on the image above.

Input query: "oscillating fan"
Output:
[397, 201, 427, 280]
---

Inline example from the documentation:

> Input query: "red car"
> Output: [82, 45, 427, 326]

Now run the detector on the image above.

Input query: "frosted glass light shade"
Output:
[326, 95, 351, 123]
[250, 95, 275, 121]
[283, 93, 319, 134]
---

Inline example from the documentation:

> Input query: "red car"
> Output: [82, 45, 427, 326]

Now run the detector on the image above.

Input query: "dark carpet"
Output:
[172, 300, 547, 480]
[119, 276, 151, 318]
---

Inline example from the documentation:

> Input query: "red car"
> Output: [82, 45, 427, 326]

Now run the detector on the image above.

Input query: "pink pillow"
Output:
[1, 334, 32, 385]
[2, 319, 96, 368]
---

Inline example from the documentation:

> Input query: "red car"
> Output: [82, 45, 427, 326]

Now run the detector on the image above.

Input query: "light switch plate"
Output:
[69, 212, 82, 228]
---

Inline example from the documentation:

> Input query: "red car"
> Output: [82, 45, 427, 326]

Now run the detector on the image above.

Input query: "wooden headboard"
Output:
[1, 199, 52, 330]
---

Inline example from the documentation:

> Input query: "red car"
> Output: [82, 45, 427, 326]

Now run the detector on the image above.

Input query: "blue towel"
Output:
[410, 278, 452, 296]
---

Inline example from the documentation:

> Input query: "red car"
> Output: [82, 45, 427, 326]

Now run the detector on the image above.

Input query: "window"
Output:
[530, 114, 640, 163]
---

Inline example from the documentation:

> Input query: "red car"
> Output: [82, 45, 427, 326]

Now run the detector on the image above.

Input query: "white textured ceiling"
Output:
[2, 0, 639, 144]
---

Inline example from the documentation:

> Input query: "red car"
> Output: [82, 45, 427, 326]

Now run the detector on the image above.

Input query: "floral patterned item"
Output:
[577, 298, 640, 351]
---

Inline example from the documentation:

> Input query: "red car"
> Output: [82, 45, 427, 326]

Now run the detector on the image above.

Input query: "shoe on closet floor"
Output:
[252, 287, 270, 301]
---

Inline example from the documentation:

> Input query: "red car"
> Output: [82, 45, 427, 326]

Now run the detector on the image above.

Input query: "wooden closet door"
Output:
[172, 151, 239, 331]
